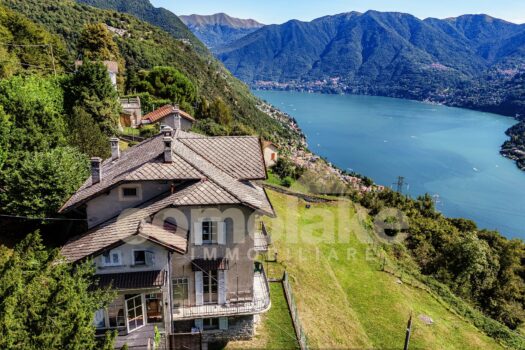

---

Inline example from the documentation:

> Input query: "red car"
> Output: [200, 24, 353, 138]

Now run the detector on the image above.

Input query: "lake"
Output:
[254, 90, 525, 239]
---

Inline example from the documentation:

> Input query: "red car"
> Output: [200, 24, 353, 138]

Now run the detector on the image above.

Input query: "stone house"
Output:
[120, 96, 143, 128]
[59, 126, 273, 349]
[262, 141, 279, 168]
[142, 105, 195, 131]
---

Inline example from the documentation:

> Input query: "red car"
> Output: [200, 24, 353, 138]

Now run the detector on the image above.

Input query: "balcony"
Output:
[254, 222, 271, 252]
[172, 266, 271, 320]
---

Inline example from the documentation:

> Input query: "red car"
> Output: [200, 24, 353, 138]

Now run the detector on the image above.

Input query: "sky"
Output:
[150, 0, 525, 25]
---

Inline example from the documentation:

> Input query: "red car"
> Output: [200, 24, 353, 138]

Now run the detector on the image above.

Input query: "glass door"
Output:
[125, 294, 145, 333]
[203, 271, 218, 304]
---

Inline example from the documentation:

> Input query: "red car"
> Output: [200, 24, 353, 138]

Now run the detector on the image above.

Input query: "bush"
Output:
[281, 177, 293, 188]
[139, 127, 158, 138]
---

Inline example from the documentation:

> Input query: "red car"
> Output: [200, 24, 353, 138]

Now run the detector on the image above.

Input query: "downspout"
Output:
[167, 251, 174, 334]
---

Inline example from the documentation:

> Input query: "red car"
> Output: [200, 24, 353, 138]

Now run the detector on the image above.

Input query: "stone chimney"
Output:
[163, 136, 173, 163]
[161, 125, 174, 137]
[110, 137, 120, 160]
[91, 157, 102, 184]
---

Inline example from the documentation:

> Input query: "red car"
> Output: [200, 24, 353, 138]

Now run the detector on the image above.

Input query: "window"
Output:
[133, 251, 146, 266]
[203, 270, 218, 304]
[94, 309, 106, 329]
[102, 250, 122, 267]
[172, 278, 189, 307]
[203, 318, 219, 330]
[122, 187, 137, 197]
[119, 185, 142, 201]
[133, 250, 154, 266]
[202, 221, 218, 244]
[107, 299, 125, 328]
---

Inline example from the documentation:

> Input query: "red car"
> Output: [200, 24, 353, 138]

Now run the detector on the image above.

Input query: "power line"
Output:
[0, 214, 86, 222]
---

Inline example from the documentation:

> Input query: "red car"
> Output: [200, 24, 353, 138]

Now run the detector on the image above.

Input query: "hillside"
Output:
[258, 189, 506, 349]
[76, 0, 209, 55]
[1, 0, 302, 147]
[180, 13, 264, 50]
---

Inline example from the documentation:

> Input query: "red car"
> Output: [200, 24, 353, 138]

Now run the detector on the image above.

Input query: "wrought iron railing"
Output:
[172, 266, 271, 319]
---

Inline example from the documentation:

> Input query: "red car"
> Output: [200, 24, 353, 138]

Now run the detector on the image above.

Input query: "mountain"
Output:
[77, 0, 209, 54]
[216, 10, 525, 170]
[180, 13, 264, 50]
[217, 11, 525, 87]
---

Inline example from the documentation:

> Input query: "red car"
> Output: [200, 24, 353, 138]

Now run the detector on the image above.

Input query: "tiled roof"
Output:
[179, 136, 266, 180]
[95, 270, 165, 290]
[60, 131, 269, 213]
[60, 178, 273, 262]
[143, 105, 195, 123]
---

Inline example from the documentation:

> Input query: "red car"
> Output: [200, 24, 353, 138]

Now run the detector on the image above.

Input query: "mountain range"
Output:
[216, 11, 525, 87]
[180, 13, 264, 49]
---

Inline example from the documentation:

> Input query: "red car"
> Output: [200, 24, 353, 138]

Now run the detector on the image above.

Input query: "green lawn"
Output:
[226, 283, 299, 349]
[260, 190, 503, 350]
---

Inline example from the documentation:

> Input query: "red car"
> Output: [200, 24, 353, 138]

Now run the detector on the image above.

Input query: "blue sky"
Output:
[150, 0, 525, 24]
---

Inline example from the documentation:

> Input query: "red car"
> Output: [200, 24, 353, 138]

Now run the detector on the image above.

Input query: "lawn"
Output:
[260, 189, 503, 350]
[225, 282, 299, 349]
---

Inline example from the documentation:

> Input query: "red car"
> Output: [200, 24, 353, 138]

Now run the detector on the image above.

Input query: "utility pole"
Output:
[393, 176, 405, 194]
[403, 313, 413, 350]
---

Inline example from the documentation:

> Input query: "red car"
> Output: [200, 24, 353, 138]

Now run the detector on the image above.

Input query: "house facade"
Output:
[142, 104, 195, 131]
[262, 141, 279, 168]
[60, 124, 273, 349]
[120, 96, 143, 128]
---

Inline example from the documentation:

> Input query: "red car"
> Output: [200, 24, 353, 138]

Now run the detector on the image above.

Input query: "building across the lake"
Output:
[59, 116, 273, 349]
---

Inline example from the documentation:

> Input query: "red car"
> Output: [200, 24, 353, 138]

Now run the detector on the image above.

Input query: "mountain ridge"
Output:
[180, 13, 265, 49]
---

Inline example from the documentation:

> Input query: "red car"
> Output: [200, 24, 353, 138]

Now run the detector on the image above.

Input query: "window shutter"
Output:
[218, 270, 228, 305]
[194, 318, 203, 331]
[194, 222, 202, 246]
[195, 271, 204, 306]
[145, 251, 155, 266]
[218, 221, 226, 245]
[219, 317, 228, 330]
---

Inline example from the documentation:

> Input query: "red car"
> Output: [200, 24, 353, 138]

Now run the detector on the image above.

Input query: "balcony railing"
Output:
[172, 266, 271, 320]
[254, 222, 271, 252]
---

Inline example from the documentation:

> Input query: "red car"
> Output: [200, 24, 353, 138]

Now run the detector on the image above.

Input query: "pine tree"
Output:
[69, 105, 111, 158]
[0, 232, 115, 349]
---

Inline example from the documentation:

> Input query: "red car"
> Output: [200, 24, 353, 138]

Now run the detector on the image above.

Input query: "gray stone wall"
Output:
[202, 315, 255, 343]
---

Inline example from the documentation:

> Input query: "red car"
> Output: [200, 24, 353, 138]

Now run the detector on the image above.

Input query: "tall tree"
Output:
[69, 105, 110, 158]
[78, 23, 119, 61]
[0, 232, 115, 349]
[0, 75, 66, 153]
[0, 147, 89, 218]
[65, 61, 121, 135]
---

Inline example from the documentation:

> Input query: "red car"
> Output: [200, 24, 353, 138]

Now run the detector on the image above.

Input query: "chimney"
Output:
[161, 125, 173, 137]
[91, 157, 102, 184]
[110, 137, 120, 160]
[163, 136, 173, 163]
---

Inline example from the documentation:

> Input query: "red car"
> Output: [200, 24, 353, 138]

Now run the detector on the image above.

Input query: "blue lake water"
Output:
[254, 90, 525, 239]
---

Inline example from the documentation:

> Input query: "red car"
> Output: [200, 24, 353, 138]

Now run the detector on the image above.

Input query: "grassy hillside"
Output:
[1, 0, 299, 145]
[261, 189, 505, 349]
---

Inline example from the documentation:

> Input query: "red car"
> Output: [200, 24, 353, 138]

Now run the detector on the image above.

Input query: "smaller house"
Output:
[120, 96, 142, 128]
[142, 104, 195, 131]
[261, 141, 279, 168]
[75, 60, 119, 88]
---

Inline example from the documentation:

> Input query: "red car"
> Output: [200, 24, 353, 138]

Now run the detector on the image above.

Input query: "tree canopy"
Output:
[0, 232, 115, 350]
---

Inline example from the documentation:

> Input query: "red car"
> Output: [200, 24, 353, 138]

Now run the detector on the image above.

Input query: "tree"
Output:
[210, 97, 232, 127]
[78, 23, 119, 61]
[0, 75, 66, 153]
[132, 66, 197, 112]
[0, 107, 11, 169]
[69, 105, 111, 158]
[0, 147, 89, 218]
[0, 232, 115, 350]
[65, 61, 121, 135]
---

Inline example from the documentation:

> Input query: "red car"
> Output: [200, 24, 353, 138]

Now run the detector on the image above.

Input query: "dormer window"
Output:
[101, 249, 122, 267]
[133, 250, 155, 266]
[119, 185, 142, 201]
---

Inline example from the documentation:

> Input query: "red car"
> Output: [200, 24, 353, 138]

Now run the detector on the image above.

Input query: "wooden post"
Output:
[404, 314, 413, 350]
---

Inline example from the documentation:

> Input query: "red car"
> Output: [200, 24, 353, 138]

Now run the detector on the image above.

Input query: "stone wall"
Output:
[202, 315, 255, 343]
